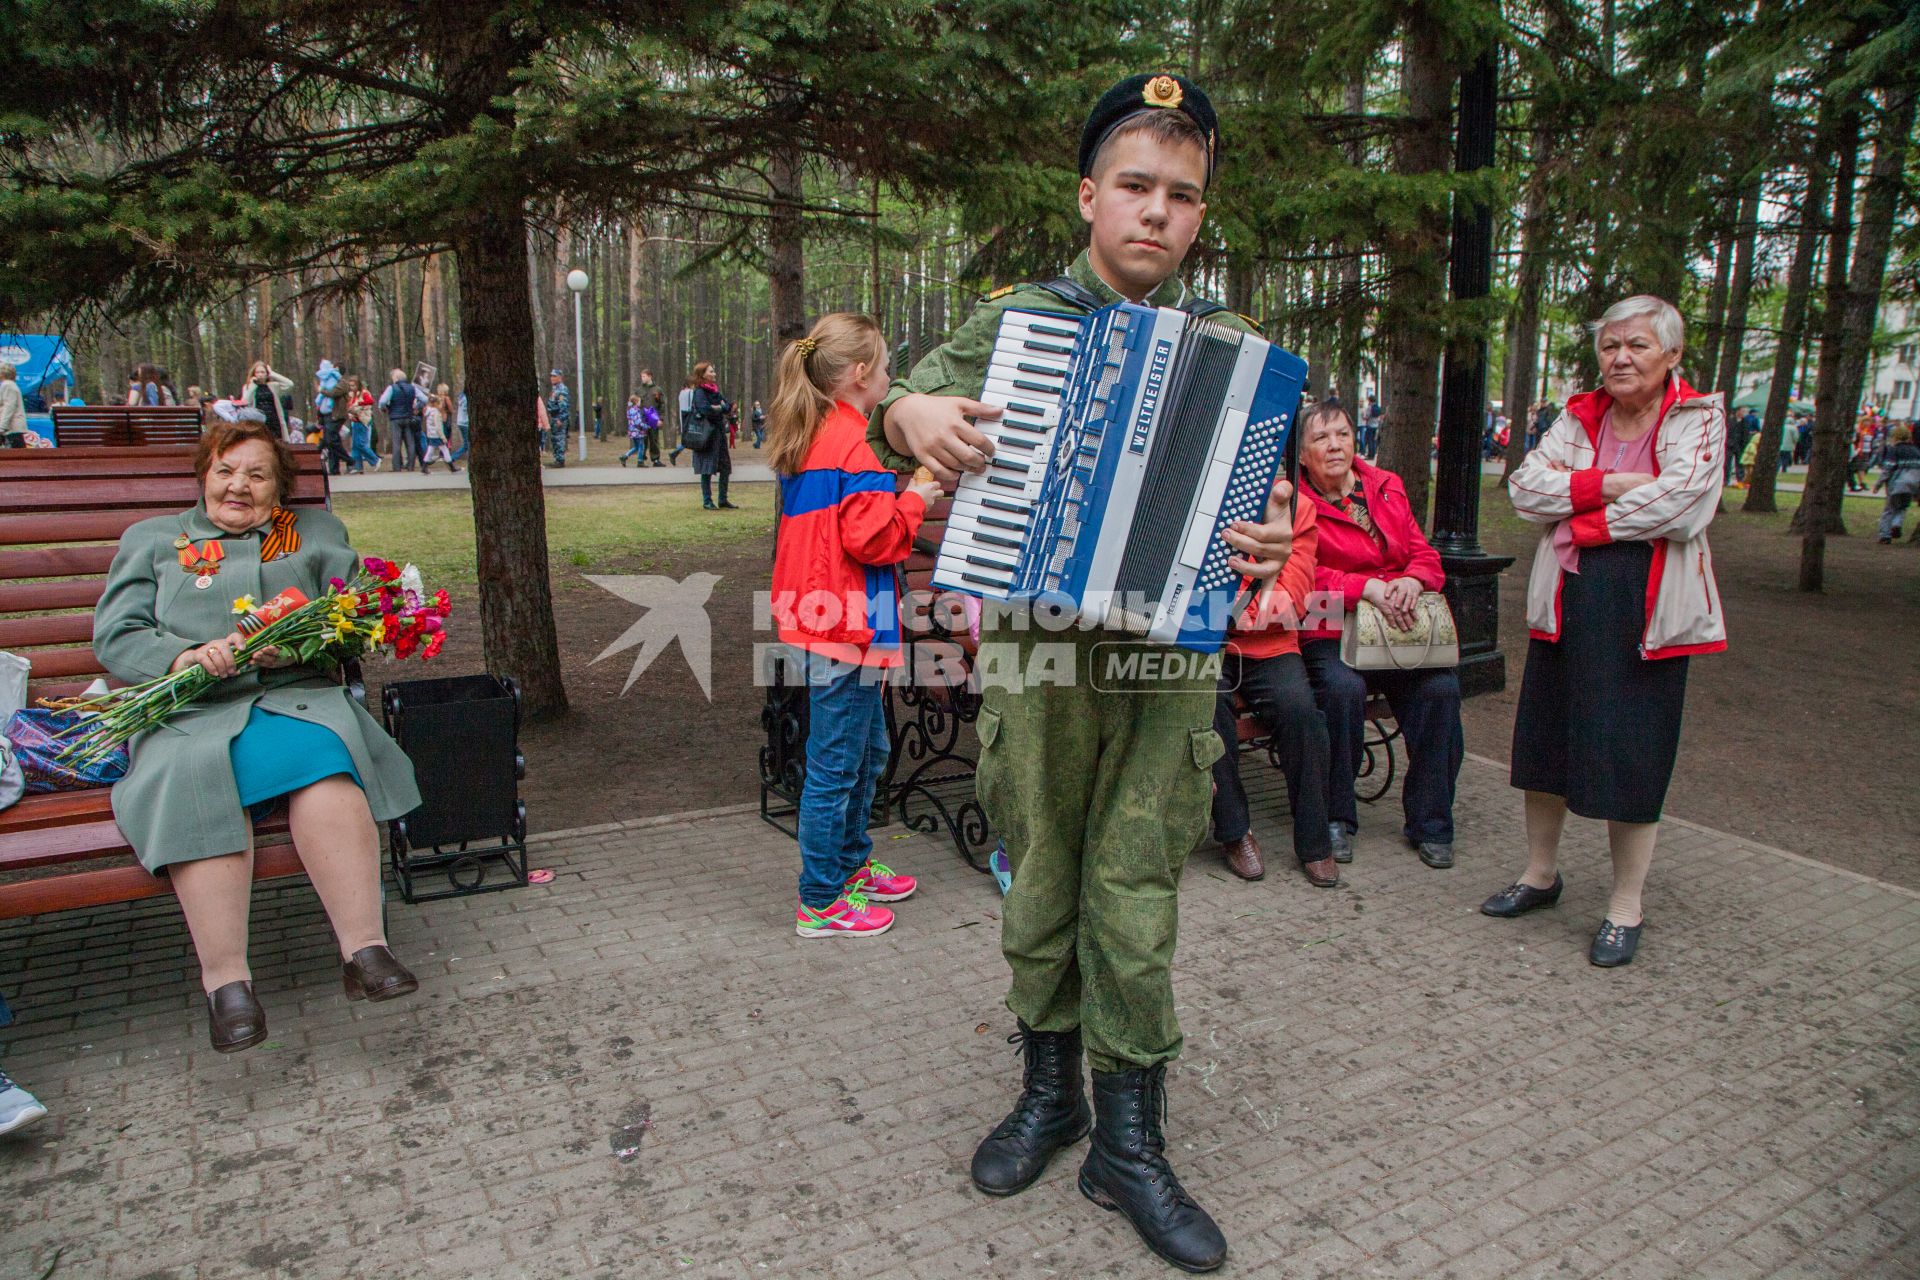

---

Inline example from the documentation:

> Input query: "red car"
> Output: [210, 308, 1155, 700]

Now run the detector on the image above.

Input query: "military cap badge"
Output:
[1143, 75, 1184, 109]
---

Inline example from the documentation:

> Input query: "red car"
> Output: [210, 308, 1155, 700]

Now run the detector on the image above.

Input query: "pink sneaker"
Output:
[845, 859, 917, 903]
[795, 891, 894, 939]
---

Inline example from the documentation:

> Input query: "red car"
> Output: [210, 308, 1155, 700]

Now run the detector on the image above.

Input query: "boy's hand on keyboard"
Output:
[886, 393, 1002, 486]
[1222, 477, 1296, 581]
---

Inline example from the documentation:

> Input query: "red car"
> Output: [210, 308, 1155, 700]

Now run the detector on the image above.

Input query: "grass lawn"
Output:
[336, 474, 1898, 592]
[332, 482, 777, 591]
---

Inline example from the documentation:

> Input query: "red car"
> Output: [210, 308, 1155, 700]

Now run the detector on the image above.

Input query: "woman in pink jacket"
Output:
[1486, 295, 1727, 968]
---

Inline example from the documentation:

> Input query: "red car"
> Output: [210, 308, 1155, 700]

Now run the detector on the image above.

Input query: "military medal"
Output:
[178, 539, 225, 588]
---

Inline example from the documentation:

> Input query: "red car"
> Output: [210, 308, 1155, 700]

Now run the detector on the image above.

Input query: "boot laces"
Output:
[1002, 1029, 1072, 1133]
[1137, 1071, 1198, 1212]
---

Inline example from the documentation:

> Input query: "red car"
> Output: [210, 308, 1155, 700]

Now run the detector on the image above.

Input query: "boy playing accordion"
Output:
[867, 73, 1297, 1273]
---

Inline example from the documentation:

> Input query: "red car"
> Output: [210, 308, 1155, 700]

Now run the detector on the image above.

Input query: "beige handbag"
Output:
[1340, 591, 1459, 671]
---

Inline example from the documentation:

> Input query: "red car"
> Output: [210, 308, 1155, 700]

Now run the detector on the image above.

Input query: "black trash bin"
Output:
[382, 673, 528, 903]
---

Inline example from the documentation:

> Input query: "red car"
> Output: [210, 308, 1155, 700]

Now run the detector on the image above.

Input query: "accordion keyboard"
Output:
[933, 309, 1087, 598]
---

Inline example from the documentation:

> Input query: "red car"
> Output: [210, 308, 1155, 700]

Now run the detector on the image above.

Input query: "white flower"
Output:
[400, 563, 425, 608]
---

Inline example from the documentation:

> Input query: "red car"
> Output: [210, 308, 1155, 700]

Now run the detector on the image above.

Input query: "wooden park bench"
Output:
[757, 485, 1404, 872]
[0, 444, 337, 919]
[49, 404, 204, 447]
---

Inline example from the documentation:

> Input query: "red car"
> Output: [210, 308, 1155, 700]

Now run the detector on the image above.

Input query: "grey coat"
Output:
[93, 503, 421, 872]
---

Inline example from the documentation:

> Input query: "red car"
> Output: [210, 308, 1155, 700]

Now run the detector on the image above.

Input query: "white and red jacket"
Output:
[1508, 376, 1728, 660]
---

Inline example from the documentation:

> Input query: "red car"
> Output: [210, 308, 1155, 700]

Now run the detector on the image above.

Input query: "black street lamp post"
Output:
[1432, 47, 1515, 696]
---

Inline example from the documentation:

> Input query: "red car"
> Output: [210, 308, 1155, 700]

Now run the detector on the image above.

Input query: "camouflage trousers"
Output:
[974, 624, 1225, 1074]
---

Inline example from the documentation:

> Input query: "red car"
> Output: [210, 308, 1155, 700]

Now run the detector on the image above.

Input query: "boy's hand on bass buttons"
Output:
[1223, 477, 1295, 582]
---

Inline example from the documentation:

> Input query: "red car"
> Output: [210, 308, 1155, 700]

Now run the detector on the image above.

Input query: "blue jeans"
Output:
[1301, 637, 1463, 845]
[451, 424, 469, 462]
[796, 651, 890, 909]
[349, 420, 380, 470]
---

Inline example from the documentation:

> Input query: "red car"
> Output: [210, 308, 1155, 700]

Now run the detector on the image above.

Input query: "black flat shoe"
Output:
[1589, 919, 1643, 968]
[717, 501, 740, 509]
[1415, 840, 1453, 870]
[1328, 824, 1353, 865]
[1481, 874, 1563, 918]
[207, 980, 267, 1054]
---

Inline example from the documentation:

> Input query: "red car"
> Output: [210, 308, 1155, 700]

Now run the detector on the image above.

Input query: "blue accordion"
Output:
[932, 301, 1307, 652]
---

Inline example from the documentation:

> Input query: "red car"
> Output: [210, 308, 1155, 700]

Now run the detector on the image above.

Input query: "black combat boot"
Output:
[1079, 1065, 1227, 1274]
[969, 1022, 1091, 1196]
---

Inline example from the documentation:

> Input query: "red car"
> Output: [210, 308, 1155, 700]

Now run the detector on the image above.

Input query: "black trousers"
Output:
[1301, 637, 1463, 845]
[643, 430, 663, 463]
[1209, 651, 1333, 863]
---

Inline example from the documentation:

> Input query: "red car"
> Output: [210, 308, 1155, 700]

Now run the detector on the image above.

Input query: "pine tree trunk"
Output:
[869, 179, 885, 327]
[1746, 96, 1837, 514]
[1697, 229, 1732, 391]
[1501, 55, 1557, 476]
[355, 265, 377, 386]
[1712, 177, 1762, 401]
[1376, 5, 1453, 524]
[1793, 106, 1861, 539]
[1336, 78, 1366, 408]
[769, 143, 807, 348]
[171, 307, 202, 393]
[452, 202, 568, 717]
[1799, 86, 1914, 588]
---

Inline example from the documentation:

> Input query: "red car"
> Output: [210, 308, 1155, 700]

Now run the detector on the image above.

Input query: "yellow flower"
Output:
[231, 595, 257, 616]
[337, 593, 360, 611]
[368, 619, 385, 644]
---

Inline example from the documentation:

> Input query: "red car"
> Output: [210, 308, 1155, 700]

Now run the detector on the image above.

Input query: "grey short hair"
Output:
[0, 363, 14, 380]
[1588, 295, 1684, 357]
[234, 407, 268, 424]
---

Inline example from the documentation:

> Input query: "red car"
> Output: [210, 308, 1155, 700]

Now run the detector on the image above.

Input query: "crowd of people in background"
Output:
[14, 353, 776, 489]
[10, 348, 1915, 547]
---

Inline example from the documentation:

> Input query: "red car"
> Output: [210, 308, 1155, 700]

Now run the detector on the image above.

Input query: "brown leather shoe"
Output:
[342, 945, 419, 1003]
[207, 980, 267, 1053]
[1300, 857, 1342, 888]
[1220, 834, 1265, 881]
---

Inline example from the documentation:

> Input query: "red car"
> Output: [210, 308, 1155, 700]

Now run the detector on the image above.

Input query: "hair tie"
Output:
[794, 338, 817, 359]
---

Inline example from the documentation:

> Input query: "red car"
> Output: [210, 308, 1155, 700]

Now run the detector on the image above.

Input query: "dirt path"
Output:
[363, 541, 775, 839]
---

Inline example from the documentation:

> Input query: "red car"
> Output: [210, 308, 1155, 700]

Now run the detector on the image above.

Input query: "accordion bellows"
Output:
[933, 302, 1307, 652]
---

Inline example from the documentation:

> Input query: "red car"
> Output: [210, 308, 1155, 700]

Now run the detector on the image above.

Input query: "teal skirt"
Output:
[230, 706, 364, 818]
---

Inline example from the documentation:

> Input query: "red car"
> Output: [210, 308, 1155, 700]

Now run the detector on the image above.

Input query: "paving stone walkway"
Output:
[2, 756, 1916, 1280]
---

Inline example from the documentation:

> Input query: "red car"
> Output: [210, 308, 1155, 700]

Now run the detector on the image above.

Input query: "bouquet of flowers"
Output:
[50, 556, 452, 767]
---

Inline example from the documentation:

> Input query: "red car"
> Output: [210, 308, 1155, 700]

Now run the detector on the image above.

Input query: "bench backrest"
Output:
[0, 445, 332, 701]
[50, 404, 205, 447]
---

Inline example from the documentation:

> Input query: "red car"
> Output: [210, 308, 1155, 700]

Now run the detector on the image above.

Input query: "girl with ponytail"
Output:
[769, 313, 942, 939]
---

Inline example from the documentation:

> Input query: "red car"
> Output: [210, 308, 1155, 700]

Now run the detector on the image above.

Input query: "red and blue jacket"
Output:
[772, 401, 927, 667]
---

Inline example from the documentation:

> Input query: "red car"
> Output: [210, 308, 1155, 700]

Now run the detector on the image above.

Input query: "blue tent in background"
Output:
[0, 334, 75, 399]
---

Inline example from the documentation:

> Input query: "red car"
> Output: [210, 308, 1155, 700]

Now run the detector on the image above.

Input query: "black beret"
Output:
[1078, 73, 1220, 184]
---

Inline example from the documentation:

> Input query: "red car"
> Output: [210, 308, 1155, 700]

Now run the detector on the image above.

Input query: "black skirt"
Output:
[1510, 541, 1689, 823]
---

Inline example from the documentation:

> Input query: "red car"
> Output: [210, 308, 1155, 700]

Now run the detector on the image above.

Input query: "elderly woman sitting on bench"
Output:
[93, 412, 422, 1053]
